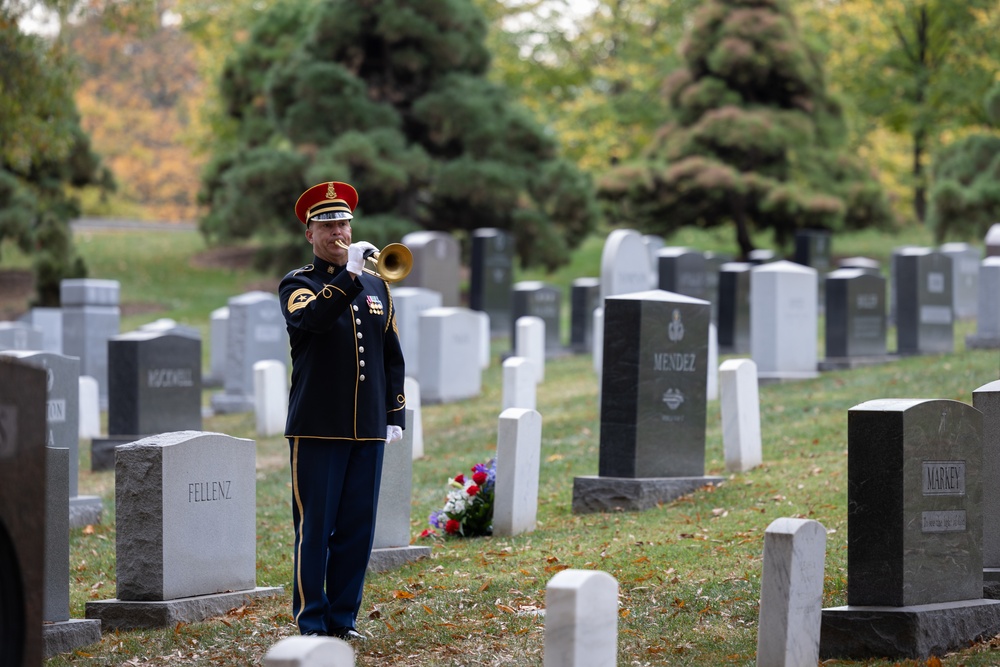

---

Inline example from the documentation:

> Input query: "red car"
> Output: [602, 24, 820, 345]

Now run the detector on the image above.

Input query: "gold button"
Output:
[359, 374, 366, 381]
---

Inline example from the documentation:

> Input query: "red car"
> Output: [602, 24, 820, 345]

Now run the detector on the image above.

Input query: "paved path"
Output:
[71, 218, 197, 232]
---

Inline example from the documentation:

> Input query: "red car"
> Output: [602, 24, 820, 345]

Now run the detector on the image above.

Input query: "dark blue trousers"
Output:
[289, 437, 384, 635]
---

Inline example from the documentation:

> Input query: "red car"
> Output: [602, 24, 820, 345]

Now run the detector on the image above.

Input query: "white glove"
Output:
[346, 241, 378, 275]
[386, 425, 403, 444]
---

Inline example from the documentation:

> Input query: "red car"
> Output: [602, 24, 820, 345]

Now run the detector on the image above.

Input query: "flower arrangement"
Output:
[426, 459, 496, 537]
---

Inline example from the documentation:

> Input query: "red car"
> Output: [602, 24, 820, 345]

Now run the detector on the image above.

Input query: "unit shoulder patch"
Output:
[287, 288, 316, 313]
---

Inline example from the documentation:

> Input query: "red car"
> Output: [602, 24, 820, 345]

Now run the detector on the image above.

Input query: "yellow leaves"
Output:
[495, 603, 516, 614]
[82, 524, 95, 535]
[392, 589, 415, 599]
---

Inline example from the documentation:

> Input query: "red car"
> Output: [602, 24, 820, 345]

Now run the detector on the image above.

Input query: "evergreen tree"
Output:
[597, 0, 894, 259]
[927, 84, 1000, 243]
[199, 0, 599, 272]
[0, 10, 113, 306]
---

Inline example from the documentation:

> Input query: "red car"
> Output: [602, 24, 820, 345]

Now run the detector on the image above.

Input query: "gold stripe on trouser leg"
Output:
[291, 437, 307, 625]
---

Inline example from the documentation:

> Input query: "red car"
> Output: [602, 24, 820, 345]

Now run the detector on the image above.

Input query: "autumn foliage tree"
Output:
[199, 0, 599, 272]
[598, 0, 894, 258]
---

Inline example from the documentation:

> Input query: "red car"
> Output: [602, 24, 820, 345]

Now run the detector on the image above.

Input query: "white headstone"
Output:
[756, 518, 827, 667]
[544, 569, 618, 667]
[115, 431, 257, 600]
[253, 360, 288, 437]
[719, 358, 762, 473]
[373, 409, 415, 549]
[392, 286, 443, 380]
[78, 375, 101, 439]
[502, 357, 536, 411]
[939, 242, 980, 320]
[263, 636, 354, 667]
[750, 261, 818, 380]
[403, 377, 423, 459]
[515, 315, 545, 383]
[707, 322, 718, 401]
[417, 307, 482, 404]
[207, 306, 229, 385]
[0, 321, 44, 351]
[975, 257, 1000, 341]
[600, 229, 651, 300]
[493, 407, 542, 537]
[476, 310, 491, 369]
[592, 306, 603, 375]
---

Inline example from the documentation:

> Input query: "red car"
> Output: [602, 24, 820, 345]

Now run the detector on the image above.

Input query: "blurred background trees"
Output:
[4, 0, 1000, 284]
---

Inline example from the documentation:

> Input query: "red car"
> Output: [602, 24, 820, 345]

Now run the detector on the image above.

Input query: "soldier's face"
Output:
[306, 218, 352, 265]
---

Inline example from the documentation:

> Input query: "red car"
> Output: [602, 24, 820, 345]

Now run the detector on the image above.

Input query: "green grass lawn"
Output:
[38, 223, 1000, 666]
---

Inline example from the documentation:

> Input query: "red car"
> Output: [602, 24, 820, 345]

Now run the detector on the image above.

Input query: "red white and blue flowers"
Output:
[426, 459, 496, 537]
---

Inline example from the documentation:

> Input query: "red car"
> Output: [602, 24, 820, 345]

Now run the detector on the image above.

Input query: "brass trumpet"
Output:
[335, 239, 413, 283]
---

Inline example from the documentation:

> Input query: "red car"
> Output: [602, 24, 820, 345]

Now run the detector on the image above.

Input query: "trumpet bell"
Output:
[373, 243, 413, 283]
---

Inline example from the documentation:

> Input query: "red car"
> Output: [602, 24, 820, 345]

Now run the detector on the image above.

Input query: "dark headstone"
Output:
[793, 229, 832, 273]
[717, 262, 752, 353]
[657, 248, 710, 302]
[0, 357, 47, 667]
[824, 269, 887, 359]
[569, 278, 600, 353]
[894, 249, 954, 355]
[820, 398, 1000, 660]
[847, 398, 982, 607]
[469, 228, 514, 337]
[108, 332, 202, 437]
[400, 231, 461, 307]
[598, 290, 709, 478]
[511, 281, 562, 355]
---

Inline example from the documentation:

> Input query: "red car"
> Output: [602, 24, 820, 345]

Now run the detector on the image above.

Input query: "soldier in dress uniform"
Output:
[279, 180, 406, 640]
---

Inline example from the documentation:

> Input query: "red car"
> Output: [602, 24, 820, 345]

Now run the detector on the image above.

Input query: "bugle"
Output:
[335, 239, 413, 283]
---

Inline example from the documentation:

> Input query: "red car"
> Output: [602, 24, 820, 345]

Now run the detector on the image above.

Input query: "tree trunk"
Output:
[732, 194, 754, 260]
[913, 129, 926, 223]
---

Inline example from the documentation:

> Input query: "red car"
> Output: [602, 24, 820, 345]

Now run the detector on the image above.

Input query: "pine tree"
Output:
[597, 0, 893, 259]
[199, 0, 599, 271]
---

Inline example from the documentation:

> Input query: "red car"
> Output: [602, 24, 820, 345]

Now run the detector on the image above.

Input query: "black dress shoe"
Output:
[302, 630, 326, 637]
[331, 628, 366, 641]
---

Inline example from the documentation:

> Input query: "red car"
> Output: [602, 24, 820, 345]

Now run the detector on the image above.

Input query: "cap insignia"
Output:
[326, 182, 337, 199]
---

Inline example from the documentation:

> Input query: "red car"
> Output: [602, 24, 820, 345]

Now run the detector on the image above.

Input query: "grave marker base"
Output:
[986, 568, 1000, 582]
[43, 619, 102, 659]
[757, 370, 819, 384]
[817, 354, 899, 371]
[571, 476, 724, 514]
[69, 495, 103, 529]
[367, 546, 431, 573]
[820, 599, 1000, 660]
[85, 586, 282, 630]
[209, 392, 255, 414]
[966, 335, 1000, 350]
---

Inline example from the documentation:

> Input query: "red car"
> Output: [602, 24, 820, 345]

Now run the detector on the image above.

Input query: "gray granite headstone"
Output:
[820, 398, 1000, 661]
[972, 381, 1000, 582]
[512, 281, 562, 355]
[470, 228, 514, 337]
[108, 331, 202, 437]
[0, 321, 43, 352]
[392, 287, 442, 381]
[657, 247, 710, 303]
[703, 251, 731, 324]
[569, 277, 600, 353]
[889, 245, 921, 324]
[0, 350, 102, 528]
[894, 248, 954, 355]
[750, 261, 818, 381]
[642, 234, 664, 287]
[939, 242, 980, 321]
[717, 262, 752, 354]
[61, 278, 120, 409]
[85, 431, 281, 630]
[600, 229, 651, 300]
[986, 224, 1000, 257]
[748, 249, 776, 265]
[19, 307, 63, 354]
[794, 229, 831, 312]
[369, 410, 430, 572]
[211, 291, 288, 414]
[967, 257, 1000, 349]
[399, 231, 461, 307]
[0, 357, 47, 667]
[823, 269, 887, 361]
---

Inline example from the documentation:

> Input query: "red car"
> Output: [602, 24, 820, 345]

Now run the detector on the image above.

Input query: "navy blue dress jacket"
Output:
[279, 256, 405, 441]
